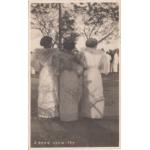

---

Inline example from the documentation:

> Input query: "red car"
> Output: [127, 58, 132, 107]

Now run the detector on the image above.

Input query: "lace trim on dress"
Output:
[38, 106, 59, 118]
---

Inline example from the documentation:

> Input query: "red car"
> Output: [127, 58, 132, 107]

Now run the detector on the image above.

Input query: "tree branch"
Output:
[97, 29, 114, 43]
[83, 27, 88, 39]
[88, 24, 97, 38]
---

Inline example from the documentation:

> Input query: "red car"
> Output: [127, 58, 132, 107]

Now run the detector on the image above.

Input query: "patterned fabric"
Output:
[31, 48, 60, 118]
[59, 52, 83, 121]
[38, 106, 59, 118]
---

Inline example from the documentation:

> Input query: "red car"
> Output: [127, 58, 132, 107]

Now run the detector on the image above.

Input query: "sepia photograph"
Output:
[29, 0, 120, 149]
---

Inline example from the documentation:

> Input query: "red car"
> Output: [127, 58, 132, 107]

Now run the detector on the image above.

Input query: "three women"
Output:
[31, 36, 109, 121]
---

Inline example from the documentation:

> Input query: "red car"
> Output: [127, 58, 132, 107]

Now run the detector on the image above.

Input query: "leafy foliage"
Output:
[31, 3, 79, 47]
[30, 3, 119, 47]
[73, 3, 119, 43]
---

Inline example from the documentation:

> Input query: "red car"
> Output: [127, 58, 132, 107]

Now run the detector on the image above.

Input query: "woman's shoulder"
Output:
[34, 48, 45, 54]
[34, 48, 52, 63]
[51, 48, 59, 53]
[79, 49, 88, 57]
[83, 47, 101, 55]
[59, 51, 72, 59]
[33, 48, 48, 58]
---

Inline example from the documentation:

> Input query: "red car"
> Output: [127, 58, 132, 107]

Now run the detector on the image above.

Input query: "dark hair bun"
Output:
[86, 38, 98, 48]
[40, 36, 52, 47]
[63, 39, 75, 51]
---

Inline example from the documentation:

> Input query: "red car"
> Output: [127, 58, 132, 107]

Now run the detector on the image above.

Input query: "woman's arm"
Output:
[31, 51, 42, 72]
[75, 52, 87, 69]
[73, 62, 83, 76]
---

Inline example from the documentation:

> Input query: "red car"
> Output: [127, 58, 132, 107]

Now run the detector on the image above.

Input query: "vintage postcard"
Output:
[29, 0, 120, 149]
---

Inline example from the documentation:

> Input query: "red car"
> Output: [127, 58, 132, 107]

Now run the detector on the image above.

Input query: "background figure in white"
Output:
[101, 48, 111, 74]
[31, 36, 60, 118]
[108, 49, 114, 73]
[31, 52, 36, 75]
[81, 38, 110, 119]
[106, 52, 111, 74]
[113, 49, 119, 73]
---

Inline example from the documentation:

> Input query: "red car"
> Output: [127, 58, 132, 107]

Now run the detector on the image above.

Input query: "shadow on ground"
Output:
[30, 73, 119, 147]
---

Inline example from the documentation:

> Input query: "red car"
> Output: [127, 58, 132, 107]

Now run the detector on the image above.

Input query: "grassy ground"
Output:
[30, 73, 119, 147]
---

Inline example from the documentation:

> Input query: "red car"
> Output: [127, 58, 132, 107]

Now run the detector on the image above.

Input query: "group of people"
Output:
[106, 49, 119, 73]
[31, 36, 110, 122]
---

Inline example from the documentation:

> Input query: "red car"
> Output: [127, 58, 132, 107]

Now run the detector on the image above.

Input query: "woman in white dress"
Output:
[31, 36, 60, 118]
[80, 38, 110, 119]
[113, 49, 119, 73]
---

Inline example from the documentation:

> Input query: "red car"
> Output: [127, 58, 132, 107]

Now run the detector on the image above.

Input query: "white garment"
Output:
[31, 48, 59, 118]
[31, 67, 35, 74]
[113, 53, 119, 72]
[81, 49, 109, 119]
[106, 54, 111, 74]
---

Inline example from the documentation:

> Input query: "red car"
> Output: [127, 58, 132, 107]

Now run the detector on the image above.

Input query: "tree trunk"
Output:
[59, 3, 62, 49]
